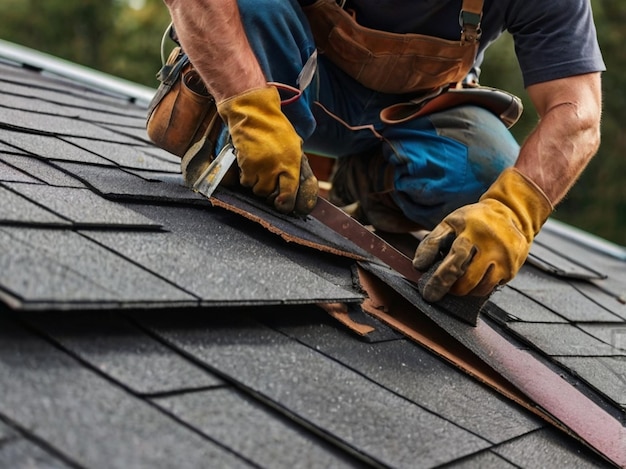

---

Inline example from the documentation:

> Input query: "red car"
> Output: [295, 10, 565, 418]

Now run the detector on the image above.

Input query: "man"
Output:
[162, 0, 604, 302]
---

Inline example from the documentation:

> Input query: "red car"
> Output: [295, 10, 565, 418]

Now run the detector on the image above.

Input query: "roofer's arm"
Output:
[163, 0, 318, 214]
[414, 72, 602, 302]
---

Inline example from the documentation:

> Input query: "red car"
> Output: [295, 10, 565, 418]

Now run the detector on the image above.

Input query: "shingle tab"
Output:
[154, 388, 360, 469]
[508, 323, 622, 356]
[5, 183, 161, 228]
[62, 137, 179, 172]
[492, 428, 610, 468]
[0, 160, 40, 183]
[23, 311, 223, 395]
[0, 437, 73, 469]
[0, 129, 110, 165]
[0, 152, 85, 187]
[556, 356, 626, 407]
[489, 286, 568, 323]
[0, 185, 70, 226]
[0, 227, 195, 309]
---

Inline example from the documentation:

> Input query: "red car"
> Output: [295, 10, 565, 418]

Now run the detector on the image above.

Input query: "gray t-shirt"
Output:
[310, 0, 605, 87]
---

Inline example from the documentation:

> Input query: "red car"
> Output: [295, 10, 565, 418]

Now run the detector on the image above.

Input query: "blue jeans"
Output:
[233, 0, 519, 229]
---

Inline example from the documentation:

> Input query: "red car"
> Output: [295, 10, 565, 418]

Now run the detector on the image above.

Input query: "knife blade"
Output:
[309, 197, 423, 285]
[191, 142, 238, 198]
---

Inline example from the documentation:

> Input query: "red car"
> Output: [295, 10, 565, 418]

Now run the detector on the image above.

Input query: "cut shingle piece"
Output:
[263, 307, 543, 444]
[0, 316, 251, 468]
[21, 311, 223, 395]
[140, 312, 492, 468]
[52, 160, 206, 203]
[154, 387, 361, 469]
[82, 223, 362, 305]
[0, 227, 196, 310]
[127, 203, 361, 294]
[4, 183, 161, 229]
[0, 185, 70, 226]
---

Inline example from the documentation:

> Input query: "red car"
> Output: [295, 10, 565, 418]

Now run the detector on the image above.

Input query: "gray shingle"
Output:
[62, 137, 179, 172]
[0, 160, 40, 183]
[23, 312, 223, 395]
[492, 428, 610, 468]
[445, 450, 518, 468]
[556, 356, 626, 407]
[0, 185, 70, 226]
[83, 227, 361, 305]
[0, 152, 85, 187]
[0, 106, 139, 144]
[265, 308, 543, 444]
[0, 129, 110, 165]
[489, 286, 568, 323]
[0, 227, 195, 309]
[531, 234, 606, 280]
[0, 437, 73, 469]
[0, 316, 250, 469]
[140, 312, 492, 468]
[508, 323, 621, 356]
[51, 160, 206, 203]
[154, 387, 361, 469]
[5, 183, 161, 228]
[508, 268, 622, 323]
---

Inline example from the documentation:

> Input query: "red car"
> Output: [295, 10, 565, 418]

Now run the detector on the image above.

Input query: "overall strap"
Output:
[460, 0, 483, 44]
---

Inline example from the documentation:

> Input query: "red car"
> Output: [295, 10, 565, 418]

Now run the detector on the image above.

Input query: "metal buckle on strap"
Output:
[459, 9, 482, 44]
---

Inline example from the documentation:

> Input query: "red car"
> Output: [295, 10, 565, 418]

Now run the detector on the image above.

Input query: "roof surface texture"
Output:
[1, 44, 625, 468]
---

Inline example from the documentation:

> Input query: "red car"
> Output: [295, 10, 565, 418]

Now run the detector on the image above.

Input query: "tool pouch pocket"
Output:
[302, 0, 478, 94]
[146, 47, 221, 157]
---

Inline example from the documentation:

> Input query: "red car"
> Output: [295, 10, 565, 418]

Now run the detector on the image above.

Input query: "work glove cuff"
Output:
[479, 167, 553, 241]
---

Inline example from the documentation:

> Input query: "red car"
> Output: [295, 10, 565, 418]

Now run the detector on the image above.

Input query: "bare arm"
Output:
[516, 72, 602, 204]
[163, 0, 266, 101]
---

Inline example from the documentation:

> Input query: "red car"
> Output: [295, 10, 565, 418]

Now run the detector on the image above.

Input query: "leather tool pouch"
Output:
[380, 86, 523, 129]
[146, 47, 221, 158]
[302, 0, 478, 94]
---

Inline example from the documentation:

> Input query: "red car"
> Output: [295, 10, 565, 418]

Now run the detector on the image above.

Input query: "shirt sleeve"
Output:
[506, 0, 605, 87]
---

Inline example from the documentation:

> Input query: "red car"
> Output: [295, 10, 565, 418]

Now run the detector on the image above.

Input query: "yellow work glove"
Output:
[413, 167, 553, 302]
[217, 85, 318, 214]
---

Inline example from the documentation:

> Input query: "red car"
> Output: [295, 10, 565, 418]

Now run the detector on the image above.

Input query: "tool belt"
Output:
[146, 46, 221, 158]
[302, 0, 522, 127]
[302, 0, 482, 95]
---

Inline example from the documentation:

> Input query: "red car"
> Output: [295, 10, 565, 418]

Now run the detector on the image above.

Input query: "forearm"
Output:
[164, 0, 266, 101]
[515, 73, 602, 204]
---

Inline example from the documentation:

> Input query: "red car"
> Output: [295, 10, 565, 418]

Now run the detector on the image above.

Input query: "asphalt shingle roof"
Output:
[0, 43, 624, 468]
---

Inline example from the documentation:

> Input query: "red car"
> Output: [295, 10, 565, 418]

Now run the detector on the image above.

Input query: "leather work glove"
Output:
[216, 85, 318, 214]
[413, 167, 553, 302]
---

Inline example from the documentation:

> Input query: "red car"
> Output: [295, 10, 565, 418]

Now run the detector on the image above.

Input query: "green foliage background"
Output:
[1, 0, 624, 245]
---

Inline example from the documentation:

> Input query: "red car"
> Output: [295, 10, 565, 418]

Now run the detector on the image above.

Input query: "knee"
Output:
[430, 105, 519, 186]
